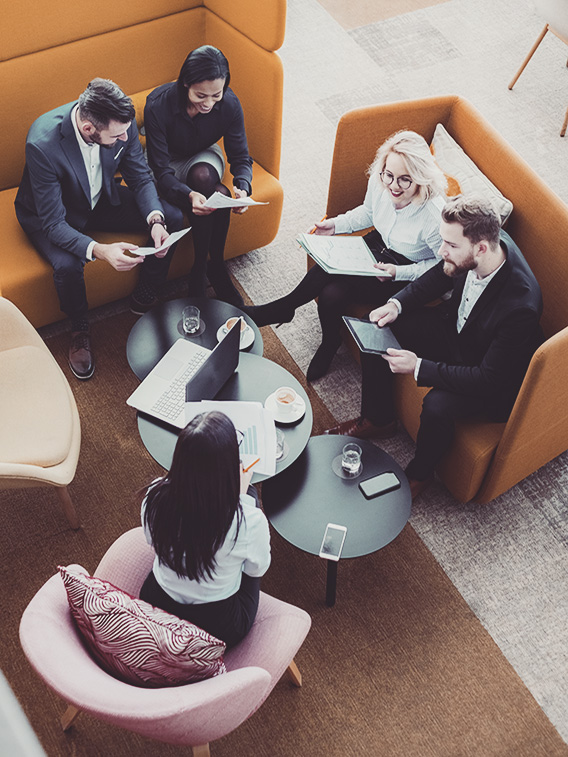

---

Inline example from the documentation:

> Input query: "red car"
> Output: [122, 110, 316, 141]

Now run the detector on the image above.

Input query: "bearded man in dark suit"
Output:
[15, 78, 183, 379]
[325, 195, 543, 500]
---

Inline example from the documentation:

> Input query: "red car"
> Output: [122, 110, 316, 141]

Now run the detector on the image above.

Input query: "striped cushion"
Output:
[59, 565, 226, 687]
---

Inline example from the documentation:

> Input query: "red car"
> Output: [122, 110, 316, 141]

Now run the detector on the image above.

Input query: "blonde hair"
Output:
[368, 130, 447, 204]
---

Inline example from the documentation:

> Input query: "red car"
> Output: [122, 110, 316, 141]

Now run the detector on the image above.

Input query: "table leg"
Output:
[325, 560, 338, 606]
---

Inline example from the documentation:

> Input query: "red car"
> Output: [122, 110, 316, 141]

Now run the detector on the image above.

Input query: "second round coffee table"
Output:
[136, 353, 313, 484]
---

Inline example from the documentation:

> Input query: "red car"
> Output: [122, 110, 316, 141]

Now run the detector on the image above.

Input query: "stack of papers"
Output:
[296, 233, 391, 277]
[184, 400, 277, 476]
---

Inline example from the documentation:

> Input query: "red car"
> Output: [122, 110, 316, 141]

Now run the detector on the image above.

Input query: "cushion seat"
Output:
[0, 345, 74, 467]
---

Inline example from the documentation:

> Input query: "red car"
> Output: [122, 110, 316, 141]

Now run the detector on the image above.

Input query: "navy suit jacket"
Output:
[15, 101, 163, 261]
[395, 230, 543, 408]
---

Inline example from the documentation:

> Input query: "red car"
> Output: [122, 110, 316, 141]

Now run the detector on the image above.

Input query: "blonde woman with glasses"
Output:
[242, 131, 447, 380]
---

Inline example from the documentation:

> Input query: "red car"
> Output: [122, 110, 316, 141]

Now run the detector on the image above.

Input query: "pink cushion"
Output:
[59, 565, 226, 687]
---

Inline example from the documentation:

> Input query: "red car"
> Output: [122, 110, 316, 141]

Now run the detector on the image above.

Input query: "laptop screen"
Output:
[185, 319, 241, 402]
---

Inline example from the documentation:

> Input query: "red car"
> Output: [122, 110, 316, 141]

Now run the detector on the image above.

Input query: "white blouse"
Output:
[141, 491, 271, 604]
[333, 176, 445, 281]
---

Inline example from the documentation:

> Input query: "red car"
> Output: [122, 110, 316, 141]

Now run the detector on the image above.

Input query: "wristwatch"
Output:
[148, 217, 167, 232]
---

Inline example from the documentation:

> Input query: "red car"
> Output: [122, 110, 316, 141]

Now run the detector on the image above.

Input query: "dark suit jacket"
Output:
[15, 101, 163, 260]
[395, 230, 543, 408]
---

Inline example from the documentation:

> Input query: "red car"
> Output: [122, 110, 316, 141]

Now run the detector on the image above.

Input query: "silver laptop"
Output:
[126, 321, 241, 429]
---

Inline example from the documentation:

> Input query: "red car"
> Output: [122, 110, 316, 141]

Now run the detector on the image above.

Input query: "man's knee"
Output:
[162, 201, 184, 232]
[51, 254, 85, 283]
[420, 389, 457, 427]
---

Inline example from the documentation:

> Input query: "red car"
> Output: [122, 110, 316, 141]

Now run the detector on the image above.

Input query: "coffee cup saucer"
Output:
[216, 324, 255, 350]
[264, 392, 306, 424]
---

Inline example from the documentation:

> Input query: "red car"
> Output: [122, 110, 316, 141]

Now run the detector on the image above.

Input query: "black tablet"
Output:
[343, 316, 401, 354]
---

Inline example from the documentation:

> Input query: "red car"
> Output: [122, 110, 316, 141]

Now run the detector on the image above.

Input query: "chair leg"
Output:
[561, 106, 568, 137]
[56, 486, 80, 530]
[508, 24, 549, 89]
[285, 659, 302, 687]
[192, 745, 210, 757]
[61, 705, 81, 731]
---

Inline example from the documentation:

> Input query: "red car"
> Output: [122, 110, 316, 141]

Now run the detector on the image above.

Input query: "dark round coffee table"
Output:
[126, 297, 263, 380]
[262, 435, 411, 606]
[136, 353, 313, 483]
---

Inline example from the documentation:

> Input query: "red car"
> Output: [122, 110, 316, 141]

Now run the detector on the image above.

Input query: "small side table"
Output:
[262, 435, 411, 606]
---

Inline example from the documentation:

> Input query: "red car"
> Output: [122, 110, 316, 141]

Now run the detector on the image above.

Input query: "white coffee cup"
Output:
[222, 316, 249, 336]
[274, 386, 300, 417]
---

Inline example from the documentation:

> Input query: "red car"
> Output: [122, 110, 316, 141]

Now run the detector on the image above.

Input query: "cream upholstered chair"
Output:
[508, 0, 568, 135]
[20, 527, 311, 757]
[0, 297, 81, 528]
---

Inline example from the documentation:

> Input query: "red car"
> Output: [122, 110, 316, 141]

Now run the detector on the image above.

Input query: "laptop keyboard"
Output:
[150, 351, 208, 420]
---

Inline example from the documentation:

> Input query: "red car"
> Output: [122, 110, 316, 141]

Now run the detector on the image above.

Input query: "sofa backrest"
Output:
[0, 0, 285, 190]
[326, 95, 568, 340]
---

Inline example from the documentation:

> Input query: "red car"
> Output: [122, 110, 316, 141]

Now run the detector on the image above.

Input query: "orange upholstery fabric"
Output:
[0, 1, 285, 327]
[326, 96, 568, 503]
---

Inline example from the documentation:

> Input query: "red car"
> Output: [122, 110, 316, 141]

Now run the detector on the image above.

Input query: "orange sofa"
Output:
[325, 95, 568, 503]
[0, 0, 286, 327]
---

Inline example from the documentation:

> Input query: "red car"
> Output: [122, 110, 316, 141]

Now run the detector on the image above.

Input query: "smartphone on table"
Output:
[319, 523, 347, 561]
[359, 471, 401, 499]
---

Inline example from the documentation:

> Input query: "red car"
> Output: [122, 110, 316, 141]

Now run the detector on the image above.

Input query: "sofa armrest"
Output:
[205, 0, 286, 52]
[476, 328, 568, 502]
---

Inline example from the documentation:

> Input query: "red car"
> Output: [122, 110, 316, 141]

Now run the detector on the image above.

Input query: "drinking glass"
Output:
[341, 443, 362, 477]
[182, 305, 200, 335]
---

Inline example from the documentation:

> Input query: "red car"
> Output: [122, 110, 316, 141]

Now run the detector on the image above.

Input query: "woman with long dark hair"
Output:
[141, 46, 253, 308]
[139, 411, 270, 647]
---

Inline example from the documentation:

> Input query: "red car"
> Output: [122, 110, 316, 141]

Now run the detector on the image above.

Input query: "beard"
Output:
[443, 253, 477, 278]
[89, 131, 115, 149]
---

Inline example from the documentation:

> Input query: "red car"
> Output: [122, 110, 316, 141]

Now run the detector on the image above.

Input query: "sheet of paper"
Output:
[133, 226, 192, 257]
[184, 400, 277, 476]
[203, 191, 269, 209]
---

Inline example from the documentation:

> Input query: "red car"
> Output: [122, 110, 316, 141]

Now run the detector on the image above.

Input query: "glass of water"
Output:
[341, 442, 362, 477]
[182, 305, 200, 335]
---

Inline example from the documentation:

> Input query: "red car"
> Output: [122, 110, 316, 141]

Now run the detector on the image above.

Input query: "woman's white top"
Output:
[141, 491, 271, 604]
[333, 176, 445, 281]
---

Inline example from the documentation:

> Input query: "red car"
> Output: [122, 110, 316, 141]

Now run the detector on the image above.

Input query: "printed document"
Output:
[297, 233, 392, 277]
[133, 227, 192, 257]
[204, 191, 269, 209]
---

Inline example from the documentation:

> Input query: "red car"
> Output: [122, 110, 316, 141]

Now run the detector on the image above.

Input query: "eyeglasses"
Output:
[380, 171, 413, 191]
[236, 429, 244, 447]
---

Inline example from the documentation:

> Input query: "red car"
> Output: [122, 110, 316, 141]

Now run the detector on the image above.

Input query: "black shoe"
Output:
[206, 262, 244, 308]
[306, 340, 341, 381]
[68, 325, 95, 380]
[241, 299, 295, 328]
[130, 282, 158, 315]
[323, 417, 397, 439]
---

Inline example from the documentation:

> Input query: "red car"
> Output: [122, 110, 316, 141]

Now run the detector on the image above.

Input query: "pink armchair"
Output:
[19, 527, 311, 756]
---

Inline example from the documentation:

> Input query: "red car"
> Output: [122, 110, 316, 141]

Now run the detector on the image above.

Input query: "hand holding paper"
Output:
[203, 191, 269, 210]
[133, 227, 192, 257]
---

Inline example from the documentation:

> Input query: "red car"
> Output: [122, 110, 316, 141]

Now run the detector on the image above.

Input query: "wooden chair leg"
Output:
[192, 744, 210, 757]
[508, 24, 549, 89]
[56, 486, 80, 530]
[285, 659, 302, 687]
[61, 704, 81, 731]
[561, 106, 568, 137]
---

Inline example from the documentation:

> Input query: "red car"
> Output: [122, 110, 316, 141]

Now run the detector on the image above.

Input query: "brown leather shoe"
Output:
[408, 477, 434, 501]
[323, 416, 397, 439]
[68, 329, 95, 380]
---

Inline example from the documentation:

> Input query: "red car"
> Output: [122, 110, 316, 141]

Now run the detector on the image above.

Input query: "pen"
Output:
[243, 457, 261, 473]
[309, 214, 327, 234]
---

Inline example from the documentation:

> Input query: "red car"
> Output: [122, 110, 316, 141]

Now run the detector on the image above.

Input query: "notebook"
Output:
[126, 321, 241, 428]
[343, 316, 401, 354]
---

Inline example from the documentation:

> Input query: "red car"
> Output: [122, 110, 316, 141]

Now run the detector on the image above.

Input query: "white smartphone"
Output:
[359, 471, 401, 499]
[319, 523, 347, 561]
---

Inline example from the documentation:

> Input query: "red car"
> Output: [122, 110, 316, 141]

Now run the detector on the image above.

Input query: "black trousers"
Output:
[360, 306, 513, 480]
[28, 186, 183, 321]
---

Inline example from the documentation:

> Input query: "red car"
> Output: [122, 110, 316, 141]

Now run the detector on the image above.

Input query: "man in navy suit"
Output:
[325, 195, 543, 500]
[15, 78, 183, 379]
